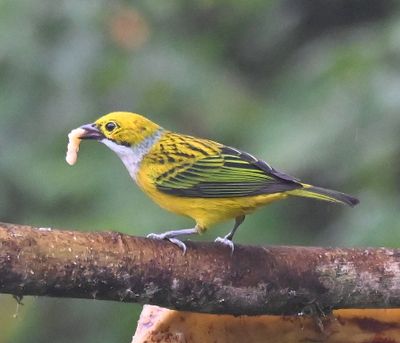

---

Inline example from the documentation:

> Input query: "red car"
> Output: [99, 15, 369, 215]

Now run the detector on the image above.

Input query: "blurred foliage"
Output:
[1, 0, 400, 342]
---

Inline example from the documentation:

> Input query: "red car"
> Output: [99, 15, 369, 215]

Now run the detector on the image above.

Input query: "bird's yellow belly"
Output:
[136, 174, 286, 230]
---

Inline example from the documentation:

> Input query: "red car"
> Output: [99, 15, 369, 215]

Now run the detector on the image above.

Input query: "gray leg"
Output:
[215, 215, 246, 254]
[147, 227, 198, 254]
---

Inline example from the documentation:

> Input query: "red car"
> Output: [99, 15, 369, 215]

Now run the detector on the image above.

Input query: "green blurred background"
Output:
[1, 0, 400, 341]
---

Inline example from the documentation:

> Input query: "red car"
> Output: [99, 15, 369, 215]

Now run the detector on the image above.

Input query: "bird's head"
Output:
[80, 111, 162, 147]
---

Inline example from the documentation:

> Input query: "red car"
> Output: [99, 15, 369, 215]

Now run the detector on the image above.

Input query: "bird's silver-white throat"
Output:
[101, 129, 164, 181]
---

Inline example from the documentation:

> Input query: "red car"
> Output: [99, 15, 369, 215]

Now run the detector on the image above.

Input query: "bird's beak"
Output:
[78, 124, 105, 140]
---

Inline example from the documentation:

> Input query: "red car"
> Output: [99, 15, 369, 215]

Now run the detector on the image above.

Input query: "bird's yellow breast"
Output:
[135, 132, 287, 231]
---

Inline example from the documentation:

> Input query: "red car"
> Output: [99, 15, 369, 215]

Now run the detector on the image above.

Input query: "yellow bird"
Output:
[76, 111, 359, 252]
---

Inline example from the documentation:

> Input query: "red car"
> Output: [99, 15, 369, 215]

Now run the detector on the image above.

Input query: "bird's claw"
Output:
[168, 238, 187, 254]
[215, 236, 235, 255]
[146, 232, 166, 240]
[146, 233, 187, 254]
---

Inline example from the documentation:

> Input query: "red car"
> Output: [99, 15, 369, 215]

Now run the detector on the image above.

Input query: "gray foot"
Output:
[147, 231, 194, 254]
[215, 236, 235, 255]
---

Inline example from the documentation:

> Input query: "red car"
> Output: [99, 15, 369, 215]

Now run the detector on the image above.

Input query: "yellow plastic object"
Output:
[132, 305, 400, 343]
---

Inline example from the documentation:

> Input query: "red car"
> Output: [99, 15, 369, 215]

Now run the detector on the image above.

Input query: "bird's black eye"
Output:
[105, 121, 117, 132]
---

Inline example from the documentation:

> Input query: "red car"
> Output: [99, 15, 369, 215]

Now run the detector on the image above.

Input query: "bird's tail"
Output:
[288, 183, 359, 207]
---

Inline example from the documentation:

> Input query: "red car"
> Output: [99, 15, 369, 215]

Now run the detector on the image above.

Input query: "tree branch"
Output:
[0, 221, 399, 315]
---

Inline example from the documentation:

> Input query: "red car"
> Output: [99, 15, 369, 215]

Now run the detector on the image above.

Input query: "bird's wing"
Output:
[155, 145, 302, 198]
